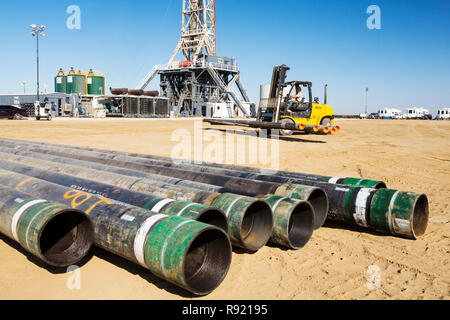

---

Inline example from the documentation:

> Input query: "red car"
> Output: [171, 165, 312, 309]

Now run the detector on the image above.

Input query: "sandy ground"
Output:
[0, 118, 448, 300]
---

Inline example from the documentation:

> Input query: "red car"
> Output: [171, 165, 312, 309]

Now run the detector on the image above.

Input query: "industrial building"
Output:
[0, 92, 76, 117]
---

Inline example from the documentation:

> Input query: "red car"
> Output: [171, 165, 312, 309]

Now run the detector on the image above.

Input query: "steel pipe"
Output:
[0, 139, 429, 238]
[0, 169, 232, 295]
[0, 141, 327, 230]
[203, 118, 306, 131]
[262, 195, 314, 249]
[0, 138, 385, 189]
[0, 185, 93, 267]
[0, 157, 274, 251]
[0, 149, 311, 250]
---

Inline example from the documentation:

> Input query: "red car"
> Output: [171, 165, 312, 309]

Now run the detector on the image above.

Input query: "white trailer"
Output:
[406, 107, 431, 119]
[379, 108, 403, 119]
[436, 108, 450, 120]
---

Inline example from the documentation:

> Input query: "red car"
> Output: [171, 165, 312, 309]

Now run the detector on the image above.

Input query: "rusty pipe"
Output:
[0, 168, 232, 295]
[0, 185, 93, 267]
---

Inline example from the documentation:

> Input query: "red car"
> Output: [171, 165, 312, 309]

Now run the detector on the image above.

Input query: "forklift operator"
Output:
[288, 86, 304, 109]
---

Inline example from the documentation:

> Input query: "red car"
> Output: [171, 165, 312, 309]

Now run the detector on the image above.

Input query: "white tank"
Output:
[260, 84, 271, 100]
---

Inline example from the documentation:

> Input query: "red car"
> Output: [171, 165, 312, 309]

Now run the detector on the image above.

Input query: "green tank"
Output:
[54, 68, 67, 93]
[87, 69, 105, 95]
[66, 68, 86, 95]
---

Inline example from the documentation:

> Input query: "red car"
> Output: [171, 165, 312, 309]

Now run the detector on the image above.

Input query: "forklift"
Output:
[257, 64, 334, 136]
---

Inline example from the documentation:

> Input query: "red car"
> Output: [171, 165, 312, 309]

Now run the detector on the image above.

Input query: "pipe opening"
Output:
[287, 201, 315, 249]
[39, 210, 94, 267]
[197, 209, 229, 234]
[373, 182, 387, 189]
[412, 195, 429, 238]
[184, 228, 232, 295]
[307, 189, 329, 229]
[240, 201, 273, 251]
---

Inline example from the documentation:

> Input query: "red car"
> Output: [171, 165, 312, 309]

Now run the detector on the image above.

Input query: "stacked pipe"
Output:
[0, 138, 429, 240]
[203, 119, 341, 135]
[0, 169, 232, 296]
[0, 147, 316, 250]
[0, 140, 329, 231]
[0, 138, 381, 188]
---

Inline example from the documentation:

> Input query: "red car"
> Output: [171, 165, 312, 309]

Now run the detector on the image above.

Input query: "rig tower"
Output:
[139, 0, 253, 117]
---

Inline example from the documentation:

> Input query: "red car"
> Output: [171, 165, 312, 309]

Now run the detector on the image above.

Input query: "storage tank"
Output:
[54, 68, 67, 93]
[259, 84, 271, 109]
[87, 69, 106, 95]
[66, 68, 86, 95]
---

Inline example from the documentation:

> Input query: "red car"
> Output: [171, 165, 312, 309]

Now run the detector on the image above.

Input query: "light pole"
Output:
[20, 81, 27, 94]
[365, 87, 369, 115]
[30, 24, 45, 105]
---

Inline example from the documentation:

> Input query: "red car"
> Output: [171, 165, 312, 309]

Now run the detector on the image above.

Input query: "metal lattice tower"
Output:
[168, 0, 217, 63]
[138, 0, 253, 118]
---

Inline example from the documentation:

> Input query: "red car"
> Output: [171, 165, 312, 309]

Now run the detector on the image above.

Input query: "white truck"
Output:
[406, 107, 432, 120]
[378, 108, 403, 119]
[436, 108, 450, 120]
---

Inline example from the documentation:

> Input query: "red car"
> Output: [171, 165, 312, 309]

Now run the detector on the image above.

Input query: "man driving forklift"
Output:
[288, 85, 304, 110]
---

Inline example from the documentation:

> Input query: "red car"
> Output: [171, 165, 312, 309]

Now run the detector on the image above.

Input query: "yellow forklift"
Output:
[257, 64, 334, 136]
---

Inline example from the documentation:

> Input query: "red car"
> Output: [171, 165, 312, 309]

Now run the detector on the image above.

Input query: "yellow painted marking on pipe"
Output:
[15, 177, 36, 190]
[64, 190, 93, 208]
[85, 196, 113, 215]
[63, 190, 113, 215]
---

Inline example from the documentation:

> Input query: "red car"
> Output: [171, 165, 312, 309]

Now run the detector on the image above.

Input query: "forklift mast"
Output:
[269, 65, 290, 99]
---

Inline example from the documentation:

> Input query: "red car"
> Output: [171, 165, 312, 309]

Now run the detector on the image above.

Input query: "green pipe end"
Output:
[341, 177, 387, 189]
[163, 201, 229, 233]
[144, 216, 232, 296]
[262, 195, 314, 250]
[275, 184, 329, 229]
[15, 200, 93, 267]
[211, 193, 273, 251]
[369, 189, 429, 239]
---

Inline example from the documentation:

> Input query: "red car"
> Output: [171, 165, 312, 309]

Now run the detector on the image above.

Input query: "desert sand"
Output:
[0, 118, 448, 300]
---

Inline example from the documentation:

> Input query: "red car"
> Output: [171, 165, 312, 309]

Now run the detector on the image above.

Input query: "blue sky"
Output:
[0, 0, 449, 114]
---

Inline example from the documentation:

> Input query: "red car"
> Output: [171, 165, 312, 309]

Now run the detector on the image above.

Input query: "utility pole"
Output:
[365, 87, 369, 114]
[20, 81, 27, 94]
[30, 24, 45, 102]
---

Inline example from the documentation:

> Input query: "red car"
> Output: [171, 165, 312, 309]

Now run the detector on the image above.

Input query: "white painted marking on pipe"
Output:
[335, 187, 349, 192]
[151, 199, 175, 213]
[388, 191, 401, 234]
[353, 188, 372, 227]
[160, 220, 196, 277]
[121, 214, 135, 222]
[271, 197, 288, 213]
[177, 203, 197, 216]
[225, 196, 245, 218]
[11, 200, 46, 241]
[394, 218, 411, 236]
[329, 177, 341, 184]
[134, 214, 169, 268]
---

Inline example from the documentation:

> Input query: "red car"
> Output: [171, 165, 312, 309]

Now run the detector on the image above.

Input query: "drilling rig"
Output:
[138, 0, 254, 118]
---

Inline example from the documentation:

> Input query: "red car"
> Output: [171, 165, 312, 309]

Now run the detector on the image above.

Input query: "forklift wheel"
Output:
[321, 118, 332, 126]
[280, 118, 295, 136]
[47, 115, 52, 121]
[36, 117, 40, 121]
